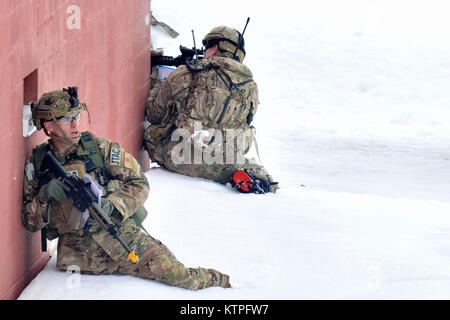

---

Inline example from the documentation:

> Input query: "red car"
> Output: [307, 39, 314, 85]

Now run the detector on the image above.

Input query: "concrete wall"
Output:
[0, 0, 151, 299]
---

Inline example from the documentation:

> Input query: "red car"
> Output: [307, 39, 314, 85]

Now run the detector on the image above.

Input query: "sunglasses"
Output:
[58, 112, 81, 124]
[202, 39, 218, 50]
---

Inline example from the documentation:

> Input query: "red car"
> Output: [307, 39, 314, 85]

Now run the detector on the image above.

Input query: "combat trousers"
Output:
[56, 223, 230, 290]
[144, 137, 275, 187]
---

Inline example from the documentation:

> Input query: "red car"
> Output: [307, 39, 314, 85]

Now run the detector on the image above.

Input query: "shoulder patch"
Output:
[110, 147, 122, 166]
[124, 152, 133, 170]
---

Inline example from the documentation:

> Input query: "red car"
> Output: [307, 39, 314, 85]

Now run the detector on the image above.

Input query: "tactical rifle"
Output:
[41, 151, 139, 263]
[151, 45, 204, 68]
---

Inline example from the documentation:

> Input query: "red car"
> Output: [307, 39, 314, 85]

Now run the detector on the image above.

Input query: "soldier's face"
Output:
[44, 114, 81, 139]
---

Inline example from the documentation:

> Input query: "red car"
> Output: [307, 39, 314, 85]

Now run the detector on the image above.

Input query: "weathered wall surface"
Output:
[0, 0, 151, 299]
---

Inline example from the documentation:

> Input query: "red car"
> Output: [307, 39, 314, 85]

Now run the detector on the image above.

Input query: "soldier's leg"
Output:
[56, 233, 119, 275]
[117, 228, 231, 290]
[162, 140, 275, 186]
[143, 125, 166, 164]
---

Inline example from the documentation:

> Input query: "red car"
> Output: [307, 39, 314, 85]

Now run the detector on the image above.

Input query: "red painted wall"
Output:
[0, 0, 151, 299]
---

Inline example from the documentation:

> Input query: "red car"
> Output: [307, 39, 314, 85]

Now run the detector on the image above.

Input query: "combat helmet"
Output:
[202, 26, 246, 62]
[31, 87, 88, 131]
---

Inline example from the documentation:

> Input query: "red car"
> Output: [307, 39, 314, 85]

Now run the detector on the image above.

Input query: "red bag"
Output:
[232, 169, 274, 194]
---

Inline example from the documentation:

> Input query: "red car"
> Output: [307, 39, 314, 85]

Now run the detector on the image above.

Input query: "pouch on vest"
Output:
[91, 228, 128, 262]
[91, 222, 139, 262]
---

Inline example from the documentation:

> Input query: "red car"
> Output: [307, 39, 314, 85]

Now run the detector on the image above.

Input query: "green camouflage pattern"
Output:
[31, 90, 87, 130]
[57, 221, 229, 289]
[144, 56, 277, 189]
[22, 131, 230, 290]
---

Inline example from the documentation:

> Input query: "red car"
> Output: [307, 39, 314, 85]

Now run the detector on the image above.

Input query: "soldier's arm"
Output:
[22, 158, 49, 232]
[99, 138, 149, 221]
[145, 66, 190, 124]
[145, 83, 163, 124]
[145, 73, 174, 124]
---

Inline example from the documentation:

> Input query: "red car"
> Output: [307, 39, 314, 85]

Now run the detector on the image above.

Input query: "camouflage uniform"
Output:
[144, 28, 276, 190]
[23, 91, 230, 290]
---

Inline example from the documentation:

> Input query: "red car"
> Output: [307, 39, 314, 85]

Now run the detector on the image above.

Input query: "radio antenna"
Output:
[232, 17, 250, 61]
[191, 30, 199, 62]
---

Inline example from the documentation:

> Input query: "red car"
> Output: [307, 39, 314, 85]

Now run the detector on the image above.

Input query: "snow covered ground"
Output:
[18, 0, 450, 299]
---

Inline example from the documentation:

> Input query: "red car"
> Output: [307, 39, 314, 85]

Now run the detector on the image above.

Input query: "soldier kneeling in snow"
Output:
[144, 26, 278, 194]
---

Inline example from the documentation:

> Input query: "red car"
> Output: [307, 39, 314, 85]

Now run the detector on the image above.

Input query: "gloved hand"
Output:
[39, 179, 69, 202]
[232, 169, 277, 194]
[100, 198, 119, 216]
[85, 198, 120, 230]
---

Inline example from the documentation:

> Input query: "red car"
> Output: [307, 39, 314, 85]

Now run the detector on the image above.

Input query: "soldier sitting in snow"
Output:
[22, 87, 231, 290]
